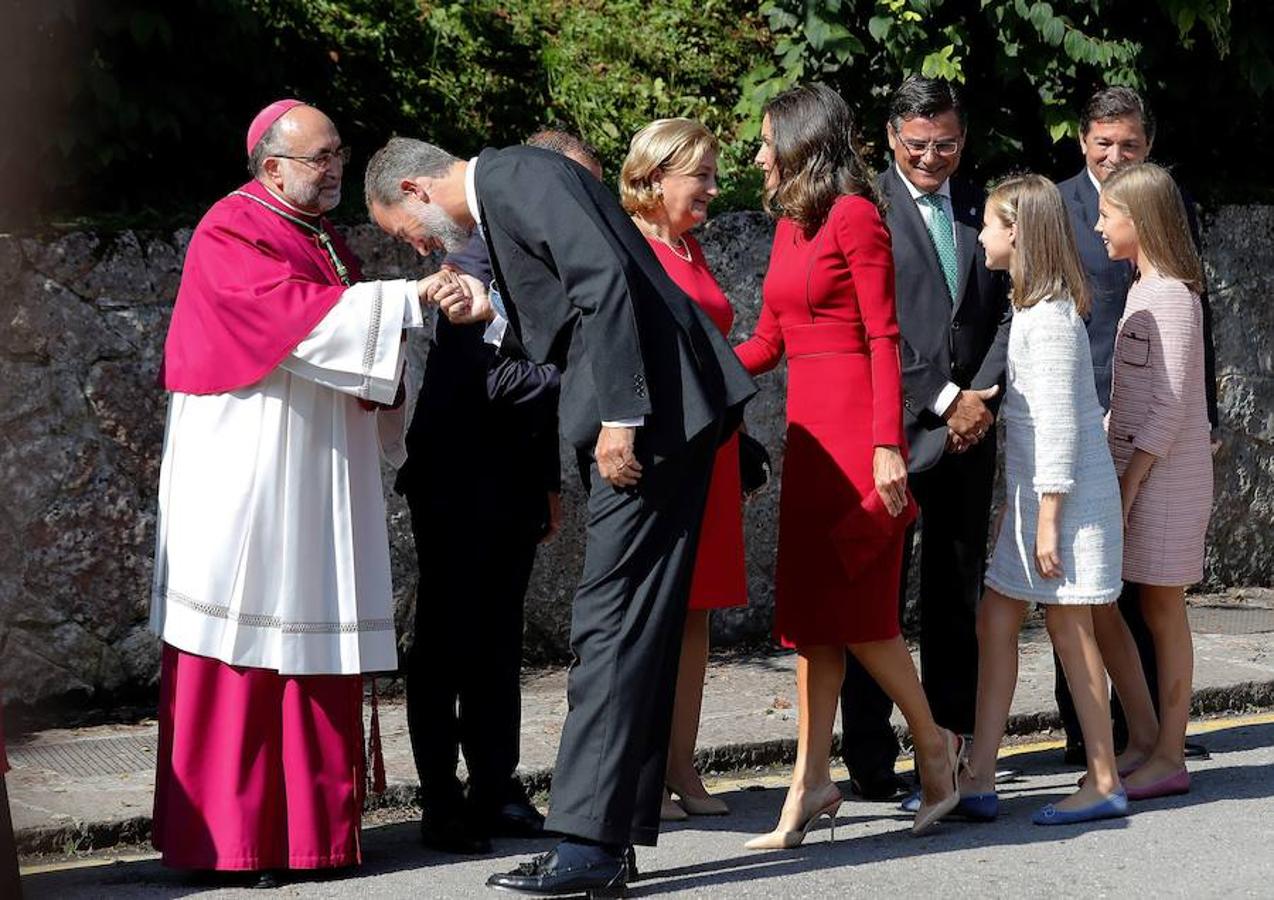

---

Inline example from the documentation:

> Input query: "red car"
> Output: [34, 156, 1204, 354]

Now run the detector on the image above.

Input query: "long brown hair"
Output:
[1101, 162, 1204, 294]
[762, 83, 878, 234]
[986, 173, 1091, 317]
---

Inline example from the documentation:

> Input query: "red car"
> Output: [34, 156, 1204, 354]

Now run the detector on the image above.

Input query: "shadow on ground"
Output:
[20, 723, 1273, 898]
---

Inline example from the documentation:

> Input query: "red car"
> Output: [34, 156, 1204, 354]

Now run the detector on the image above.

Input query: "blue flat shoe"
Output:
[899, 790, 920, 814]
[954, 792, 998, 821]
[1032, 790, 1128, 826]
[901, 790, 997, 820]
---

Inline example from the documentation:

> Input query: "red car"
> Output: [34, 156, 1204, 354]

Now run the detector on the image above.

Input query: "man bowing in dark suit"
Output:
[1056, 85, 1219, 764]
[838, 75, 1011, 800]
[364, 137, 755, 897]
[398, 130, 604, 856]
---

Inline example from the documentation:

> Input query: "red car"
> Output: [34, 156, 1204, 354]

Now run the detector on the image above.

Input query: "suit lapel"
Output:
[473, 149, 523, 342]
[951, 196, 978, 317]
[1072, 170, 1134, 285]
[1074, 170, 1099, 232]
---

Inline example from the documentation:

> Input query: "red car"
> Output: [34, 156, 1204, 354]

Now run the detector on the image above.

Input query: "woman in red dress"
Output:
[736, 84, 962, 846]
[621, 118, 748, 820]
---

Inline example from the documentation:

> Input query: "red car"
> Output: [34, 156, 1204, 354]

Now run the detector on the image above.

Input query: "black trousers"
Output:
[404, 494, 539, 816]
[838, 437, 995, 780]
[544, 429, 717, 847]
[1054, 582, 1159, 751]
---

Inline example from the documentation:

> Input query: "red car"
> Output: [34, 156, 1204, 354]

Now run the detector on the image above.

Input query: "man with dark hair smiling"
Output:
[1055, 84, 1218, 765]
[838, 75, 1011, 802]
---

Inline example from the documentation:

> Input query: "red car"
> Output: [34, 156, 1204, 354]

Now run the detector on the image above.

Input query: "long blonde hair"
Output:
[1101, 162, 1205, 294]
[986, 173, 1091, 317]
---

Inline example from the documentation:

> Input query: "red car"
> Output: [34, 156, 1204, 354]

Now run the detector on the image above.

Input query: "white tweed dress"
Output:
[984, 297, 1123, 605]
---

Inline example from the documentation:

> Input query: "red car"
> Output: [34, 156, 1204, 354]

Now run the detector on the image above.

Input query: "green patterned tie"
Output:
[920, 193, 959, 300]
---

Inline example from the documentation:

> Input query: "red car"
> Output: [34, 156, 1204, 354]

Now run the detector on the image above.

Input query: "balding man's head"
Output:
[249, 104, 346, 215]
[526, 128, 603, 180]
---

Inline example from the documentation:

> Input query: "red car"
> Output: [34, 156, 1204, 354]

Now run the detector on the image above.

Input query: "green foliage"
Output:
[738, 0, 1272, 194]
[3, 0, 1272, 227]
[501, 0, 768, 193]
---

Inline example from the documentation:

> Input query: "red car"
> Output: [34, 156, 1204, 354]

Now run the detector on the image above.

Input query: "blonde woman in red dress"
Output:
[737, 84, 963, 846]
[620, 118, 748, 821]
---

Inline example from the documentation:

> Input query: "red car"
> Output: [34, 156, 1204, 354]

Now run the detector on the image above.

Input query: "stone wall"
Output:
[1, 207, 1271, 709]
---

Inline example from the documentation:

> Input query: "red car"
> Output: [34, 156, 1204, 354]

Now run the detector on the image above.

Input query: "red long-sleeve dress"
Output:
[648, 235, 748, 609]
[735, 194, 908, 646]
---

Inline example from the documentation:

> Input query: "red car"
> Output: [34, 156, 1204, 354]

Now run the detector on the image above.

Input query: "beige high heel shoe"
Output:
[660, 789, 688, 822]
[667, 781, 729, 816]
[912, 730, 966, 836]
[744, 786, 844, 850]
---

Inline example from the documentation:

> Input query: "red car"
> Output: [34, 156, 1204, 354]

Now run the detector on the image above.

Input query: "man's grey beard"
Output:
[413, 202, 471, 252]
[282, 169, 341, 214]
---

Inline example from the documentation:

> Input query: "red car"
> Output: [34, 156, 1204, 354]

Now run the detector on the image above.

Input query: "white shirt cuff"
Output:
[602, 418, 644, 428]
[483, 312, 509, 347]
[402, 286, 426, 329]
[932, 382, 961, 417]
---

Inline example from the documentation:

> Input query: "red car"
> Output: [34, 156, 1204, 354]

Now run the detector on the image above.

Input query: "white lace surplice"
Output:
[150, 280, 417, 675]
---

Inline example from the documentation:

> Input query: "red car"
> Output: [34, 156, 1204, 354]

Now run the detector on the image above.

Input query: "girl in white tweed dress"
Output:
[958, 175, 1127, 827]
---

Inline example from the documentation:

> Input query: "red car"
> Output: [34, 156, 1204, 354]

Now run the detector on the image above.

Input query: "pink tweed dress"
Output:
[1106, 275, 1213, 586]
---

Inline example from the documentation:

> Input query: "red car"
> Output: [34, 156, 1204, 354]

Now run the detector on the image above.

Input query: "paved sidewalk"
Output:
[7, 591, 1274, 854]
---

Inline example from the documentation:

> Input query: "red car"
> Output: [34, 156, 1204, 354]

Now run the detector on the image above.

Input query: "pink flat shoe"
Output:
[1076, 757, 1145, 788]
[1125, 768, 1190, 801]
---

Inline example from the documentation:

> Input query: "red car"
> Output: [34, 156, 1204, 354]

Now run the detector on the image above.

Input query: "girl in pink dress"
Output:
[1093, 162, 1213, 801]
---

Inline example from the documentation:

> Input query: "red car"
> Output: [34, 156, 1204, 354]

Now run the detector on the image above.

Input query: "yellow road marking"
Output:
[707, 710, 1274, 790]
[22, 711, 1274, 875]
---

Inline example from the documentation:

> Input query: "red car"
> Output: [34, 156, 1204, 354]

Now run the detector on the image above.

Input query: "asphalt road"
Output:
[20, 715, 1274, 899]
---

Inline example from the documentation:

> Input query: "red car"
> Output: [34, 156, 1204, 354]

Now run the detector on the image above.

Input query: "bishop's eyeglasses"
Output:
[272, 146, 352, 171]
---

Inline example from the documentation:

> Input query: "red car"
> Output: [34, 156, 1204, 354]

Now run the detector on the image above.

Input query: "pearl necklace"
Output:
[635, 218, 693, 263]
[649, 233, 692, 263]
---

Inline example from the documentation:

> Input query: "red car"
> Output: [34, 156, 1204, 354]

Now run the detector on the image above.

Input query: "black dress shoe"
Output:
[487, 842, 626, 897]
[487, 798, 547, 838]
[250, 871, 286, 890]
[421, 809, 492, 855]
[849, 771, 911, 801]
[1184, 741, 1211, 760]
[625, 845, 639, 883]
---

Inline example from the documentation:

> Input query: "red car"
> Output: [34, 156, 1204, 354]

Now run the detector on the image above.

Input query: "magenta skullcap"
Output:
[246, 99, 306, 155]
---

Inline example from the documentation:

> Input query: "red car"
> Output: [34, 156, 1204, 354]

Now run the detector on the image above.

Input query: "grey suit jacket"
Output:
[880, 166, 1012, 473]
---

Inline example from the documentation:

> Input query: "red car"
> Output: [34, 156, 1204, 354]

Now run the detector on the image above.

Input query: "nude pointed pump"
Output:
[744, 790, 844, 850]
[911, 730, 966, 836]
[667, 783, 729, 817]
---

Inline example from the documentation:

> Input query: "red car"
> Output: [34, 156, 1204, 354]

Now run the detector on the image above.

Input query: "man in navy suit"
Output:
[838, 76, 1011, 799]
[1055, 85, 1218, 764]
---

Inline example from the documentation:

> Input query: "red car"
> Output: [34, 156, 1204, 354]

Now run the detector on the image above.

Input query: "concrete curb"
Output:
[17, 678, 1274, 858]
